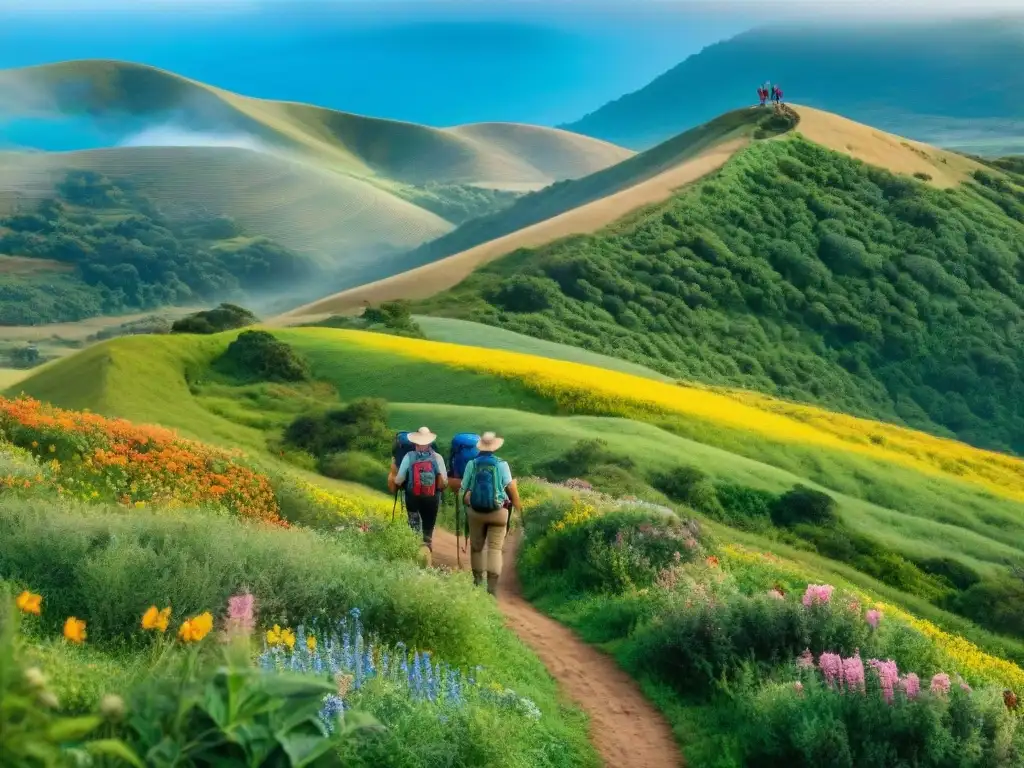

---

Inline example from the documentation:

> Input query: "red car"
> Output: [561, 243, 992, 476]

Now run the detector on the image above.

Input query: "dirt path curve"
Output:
[431, 528, 683, 768]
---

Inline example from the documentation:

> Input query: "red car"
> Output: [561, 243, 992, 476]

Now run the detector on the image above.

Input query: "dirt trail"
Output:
[431, 528, 683, 768]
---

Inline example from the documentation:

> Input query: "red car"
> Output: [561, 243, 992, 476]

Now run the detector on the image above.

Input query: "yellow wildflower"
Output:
[281, 627, 296, 650]
[267, 624, 283, 646]
[15, 590, 42, 615]
[178, 611, 213, 643]
[307, 634, 317, 652]
[63, 617, 87, 644]
[141, 605, 171, 632]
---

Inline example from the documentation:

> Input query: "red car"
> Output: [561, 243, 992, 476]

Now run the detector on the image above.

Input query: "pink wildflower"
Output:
[797, 649, 814, 670]
[794, 681, 804, 695]
[869, 659, 899, 703]
[900, 673, 921, 700]
[931, 673, 951, 695]
[802, 584, 834, 607]
[684, 537, 697, 550]
[843, 651, 866, 693]
[818, 652, 843, 688]
[866, 609, 882, 630]
[227, 592, 256, 633]
[767, 589, 785, 600]
[958, 676, 972, 694]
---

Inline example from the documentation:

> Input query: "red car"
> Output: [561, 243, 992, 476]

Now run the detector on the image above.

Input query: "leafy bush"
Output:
[737, 673, 1023, 767]
[916, 557, 982, 591]
[360, 301, 424, 338]
[770, 485, 838, 527]
[319, 451, 390, 492]
[950, 577, 1024, 638]
[630, 592, 869, 698]
[171, 303, 258, 335]
[540, 439, 636, 481]
[284, 398, 392, 461]
[216, 330, 310, 382]
[487, 275, 563, 313]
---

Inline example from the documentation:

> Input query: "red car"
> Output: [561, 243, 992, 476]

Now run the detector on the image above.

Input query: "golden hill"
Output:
[277, 104, 989, 321]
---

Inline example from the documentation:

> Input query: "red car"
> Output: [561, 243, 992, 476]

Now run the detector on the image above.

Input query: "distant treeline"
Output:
[0, 170, 313, 325]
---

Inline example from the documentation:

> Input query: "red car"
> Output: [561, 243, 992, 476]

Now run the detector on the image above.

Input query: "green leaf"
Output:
[278, 732, 337, 767]
[45, 715, 102, 742]
[85, 739, 146, 767]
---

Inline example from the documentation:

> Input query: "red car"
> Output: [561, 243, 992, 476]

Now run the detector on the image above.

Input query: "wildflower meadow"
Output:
[517, 481, 1024, 766]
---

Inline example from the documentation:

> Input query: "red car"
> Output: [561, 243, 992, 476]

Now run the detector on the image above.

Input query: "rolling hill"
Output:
[0, 60, 633, 315]
[280, 105, 982, 320]
[335, 106, 1024, 457]
[562, 17, 1024, 152]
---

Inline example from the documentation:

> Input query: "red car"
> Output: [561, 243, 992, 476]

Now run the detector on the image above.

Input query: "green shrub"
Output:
[950, 577, 1024, 638]
[713, 483, 777, 530]
[216, 330, 310, 382]
[487, 275, 563, 313]
[284, 398, 391, 460]
[629, 592, 869, 698]
[319, 451, 391, 492]
[361, 301, 423, 338]
[171, 303, 258, 335]
[540, 439, 635, 481]
[770, 485, 838, 527]
[737, 674, 1023, 767]
[916, 557, 982, 590]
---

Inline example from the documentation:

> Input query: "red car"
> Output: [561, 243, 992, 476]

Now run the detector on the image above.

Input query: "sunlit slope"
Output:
[279, 105, 986, 319]
[0, 60, 632, 187]
[0, 147, 451, 262]
[277, 109, 767, 319]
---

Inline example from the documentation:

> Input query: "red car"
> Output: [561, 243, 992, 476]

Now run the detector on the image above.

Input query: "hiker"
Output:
[389, 427, 447, 562]
[460, 431, 522, 597]
[775, 86, 784, 104]
[757, 86, 766, 107]
[448, 432, 481, 555]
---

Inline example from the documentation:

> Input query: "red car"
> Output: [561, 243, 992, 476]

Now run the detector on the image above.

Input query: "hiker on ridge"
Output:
[460, 431, 522, 597]
[757, 86, 767, 107]
[390, 426, 448, 563]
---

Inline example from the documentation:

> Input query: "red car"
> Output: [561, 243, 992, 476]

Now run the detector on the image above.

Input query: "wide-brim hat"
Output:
[408, 426, 437, 446]
[477, 431, 504, 452]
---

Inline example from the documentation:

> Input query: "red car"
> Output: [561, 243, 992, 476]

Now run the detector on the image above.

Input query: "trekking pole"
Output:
[392, 490, 397, 523]
[455, 492, 462, 569]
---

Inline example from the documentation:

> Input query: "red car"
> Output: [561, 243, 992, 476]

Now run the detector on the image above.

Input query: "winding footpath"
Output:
[431, 529, 684, 768]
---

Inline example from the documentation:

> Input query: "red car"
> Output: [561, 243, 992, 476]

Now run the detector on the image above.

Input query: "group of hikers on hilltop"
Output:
[388, 427, 522, 597]
[758, 81, 784, 107]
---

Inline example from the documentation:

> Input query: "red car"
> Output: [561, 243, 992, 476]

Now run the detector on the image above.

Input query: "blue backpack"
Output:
[449, 433, 480, 480]
[469, 454, 503, 512]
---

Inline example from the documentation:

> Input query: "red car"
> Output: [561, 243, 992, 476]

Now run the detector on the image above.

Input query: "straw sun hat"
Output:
[476, 432, 505, 452]
[408, 426, 437, 446]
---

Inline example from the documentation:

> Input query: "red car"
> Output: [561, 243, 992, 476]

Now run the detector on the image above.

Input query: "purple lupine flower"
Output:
[869, 659, 899, 703]
[931, 673, 951, 695]
[319, 694, 345, 733]
[802, 584, 835, 607]
[843, 652, 865, 693]
[819, 652, 843, 687]
[865, 609, 882, 630]
[900, 673, 921, 700]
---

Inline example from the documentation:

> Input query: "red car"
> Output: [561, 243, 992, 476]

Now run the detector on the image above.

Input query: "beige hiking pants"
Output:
[468, 507, 509, 576]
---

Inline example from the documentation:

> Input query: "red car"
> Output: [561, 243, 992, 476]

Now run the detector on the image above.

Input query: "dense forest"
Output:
[422, 139, 1024, 453]
[395, 182, 520, 225]
[0, 171, 314, 325]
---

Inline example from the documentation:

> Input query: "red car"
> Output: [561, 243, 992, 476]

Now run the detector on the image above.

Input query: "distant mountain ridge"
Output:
[562, 18, 1024, 154]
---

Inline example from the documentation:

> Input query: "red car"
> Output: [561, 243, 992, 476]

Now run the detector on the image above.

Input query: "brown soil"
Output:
[431, 528, 684, 768]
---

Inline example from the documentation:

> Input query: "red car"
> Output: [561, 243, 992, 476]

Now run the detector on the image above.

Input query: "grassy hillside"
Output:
[13, 326, 1024, 647]
[419, 133, 1024, 454]
[562, 18, 1024, 151]
[0, 60, 632, 187]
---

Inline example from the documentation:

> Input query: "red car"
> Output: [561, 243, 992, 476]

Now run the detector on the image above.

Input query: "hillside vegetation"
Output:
[563, 18, 1024, 152]
[0, 170, 311, 324]
[421, 135, 1024, 454]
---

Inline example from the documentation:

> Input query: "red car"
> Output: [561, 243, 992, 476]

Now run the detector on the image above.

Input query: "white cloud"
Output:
[118, 125, 270, 152]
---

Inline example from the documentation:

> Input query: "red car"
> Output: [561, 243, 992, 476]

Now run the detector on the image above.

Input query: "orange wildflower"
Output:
[178, 611, 214, 643]
[63, 617, 87, 644]
[15, 590, 42, 615]
[141, 605, 172, 632]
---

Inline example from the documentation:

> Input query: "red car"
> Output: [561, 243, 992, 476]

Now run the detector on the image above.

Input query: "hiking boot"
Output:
[473, 570, 484, 587]
[486, 574, 499, 597]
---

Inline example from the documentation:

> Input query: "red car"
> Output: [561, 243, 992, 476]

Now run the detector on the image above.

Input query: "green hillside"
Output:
[398, 108, 789, 270]
[12, 326, 1024, 651]
[419, 135, 1024, 454]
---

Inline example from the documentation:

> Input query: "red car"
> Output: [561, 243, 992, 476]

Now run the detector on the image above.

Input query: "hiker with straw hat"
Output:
[459, 431, 522, 597]
[390, 426, 448, 564]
